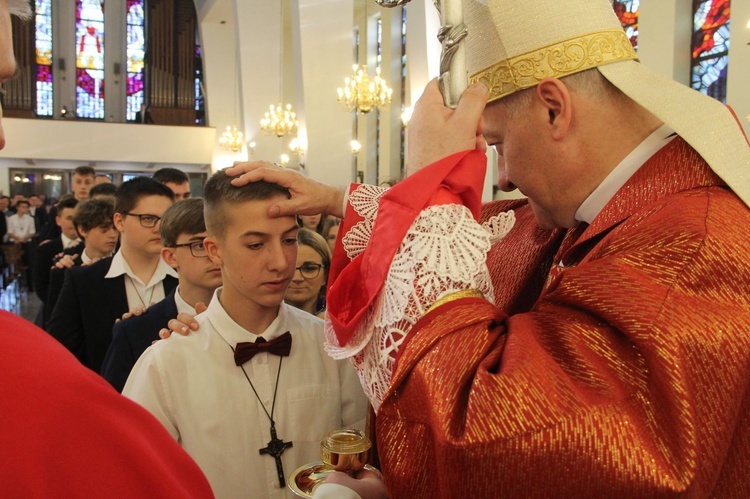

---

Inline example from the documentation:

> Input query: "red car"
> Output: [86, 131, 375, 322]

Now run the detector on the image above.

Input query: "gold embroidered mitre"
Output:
[460, 0, 750, 207]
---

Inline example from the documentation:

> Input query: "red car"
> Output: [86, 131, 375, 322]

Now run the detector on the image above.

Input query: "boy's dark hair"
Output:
[57, 196, 79, 213]
[203, 169, 290, 239]
[15, 200, 29, 208]
[73, 198, 116, 237]
[89, 182, 118, 198]
[159, 198, 206, 248]
[115, 177, 175, 214]
[72, 166, 96, 178]
[153, 168, 189, 185]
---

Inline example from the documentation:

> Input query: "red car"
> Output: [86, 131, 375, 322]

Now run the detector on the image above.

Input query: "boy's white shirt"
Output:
[105, 249, 177, 310]
[123, 288, 368, 499]
[173, 284, 197, 316]
[7, 213, 35, 240]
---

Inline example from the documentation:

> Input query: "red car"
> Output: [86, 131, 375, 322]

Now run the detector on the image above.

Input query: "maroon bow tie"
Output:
[234, 332, 292, 366]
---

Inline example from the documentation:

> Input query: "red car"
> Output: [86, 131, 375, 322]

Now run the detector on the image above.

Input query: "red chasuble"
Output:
[0, 310, 214, 497]
[333, 137, 750, 497]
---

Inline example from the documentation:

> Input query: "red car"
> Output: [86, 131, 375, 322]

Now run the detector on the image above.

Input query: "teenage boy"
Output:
[6, 199, 36, 289]
[48, 177, 176, 373]
[153, 167, 191, 201]
[44, 198, 119, 328]
[39, 166, 96, 242]
[123, 172, 368, 497]
[103, 198, 222, 392]
[33, 196, 79, 309]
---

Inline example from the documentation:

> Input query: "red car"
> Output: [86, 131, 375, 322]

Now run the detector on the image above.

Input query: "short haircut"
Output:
[153, 168, 189, 185]
[89, 182, 118, 198]
[159, 198, 206, 248]
[57, 196, 79, 213]
[73, 198, 115, 236]
[203, 169, 290, 239]
[297, 228, 331, 276]
[73, 166, 96, 178]
[15, 200, 29, 208]
[115, 176, 175, 214]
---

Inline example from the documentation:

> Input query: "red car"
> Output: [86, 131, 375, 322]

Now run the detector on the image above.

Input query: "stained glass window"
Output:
[76, 0, 105, 119]
[612, 0, 640, 50]
[126, 0, 145, 121]
[691, 0, 731, 103]
[195, 44, 205, 125]
[35, 0, 53, 116]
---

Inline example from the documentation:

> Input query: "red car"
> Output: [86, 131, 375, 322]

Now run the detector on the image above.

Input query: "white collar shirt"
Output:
[105, 249, 177, 310]
[173, 285, 197, 316]
[61, 234, 80, 249]
[123, 290, 368, 498]
[7, 213, 36, 240]
[575, 124, 677, 224]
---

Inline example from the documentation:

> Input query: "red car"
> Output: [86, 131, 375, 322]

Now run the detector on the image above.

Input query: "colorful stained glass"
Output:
[195, 44, 205, 125]
[35, 0, 53, 116]
[691, 0, 731, 103]
[612, 0, 639, 50]
[126, 0, 145, 121]
[76, 0, 105, 119]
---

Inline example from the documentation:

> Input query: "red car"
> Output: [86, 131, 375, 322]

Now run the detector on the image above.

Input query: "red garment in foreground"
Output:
[364, 138, 750, 497]
[0, 310, 214, 498]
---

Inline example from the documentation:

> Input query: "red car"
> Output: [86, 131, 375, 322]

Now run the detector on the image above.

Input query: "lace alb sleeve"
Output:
[326, 185, 515, 411]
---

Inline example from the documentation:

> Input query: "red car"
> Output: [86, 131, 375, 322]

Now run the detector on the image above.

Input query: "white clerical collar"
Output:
[575, 124, 677, 224]
[105, 248, 178, 286]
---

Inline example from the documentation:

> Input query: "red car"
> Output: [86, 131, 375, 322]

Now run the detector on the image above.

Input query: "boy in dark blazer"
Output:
[43, 198, 118, 328]
[102, 198, 221, 391]
[33, 196, 80, 308]
[47, 178, 176, 373]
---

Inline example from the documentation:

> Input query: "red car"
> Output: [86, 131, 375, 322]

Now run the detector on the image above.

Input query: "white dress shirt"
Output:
[105, 249, 177, 310]
[6, 213, 36, 241]
[123, 291, 368, 499]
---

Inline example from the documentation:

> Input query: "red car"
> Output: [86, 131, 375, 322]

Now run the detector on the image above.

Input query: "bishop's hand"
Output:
[406, 79, 488, 176]
[225, 161, 346, 219]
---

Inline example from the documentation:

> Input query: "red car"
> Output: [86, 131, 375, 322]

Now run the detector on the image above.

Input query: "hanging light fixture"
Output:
[219, 38, 244, 152]
[219, 125, 244, 152]
[259, 0, 299, 139]
[260, 103, 298, 137]
[337, 64, 393, 114]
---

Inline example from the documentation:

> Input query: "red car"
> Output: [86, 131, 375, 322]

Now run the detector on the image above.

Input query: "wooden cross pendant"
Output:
[259, 422, 293, 488]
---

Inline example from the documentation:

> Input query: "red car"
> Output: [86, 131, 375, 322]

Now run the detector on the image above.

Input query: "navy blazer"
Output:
[46, 256, 177, 373]
[33, 237, 64, 303]
[101, 289, 179, 393]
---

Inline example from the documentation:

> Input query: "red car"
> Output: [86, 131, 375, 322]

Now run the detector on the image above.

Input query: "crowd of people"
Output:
[2, 0, 750, 497]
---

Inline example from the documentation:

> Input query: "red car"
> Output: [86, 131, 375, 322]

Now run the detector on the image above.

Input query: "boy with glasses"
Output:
[123, 172, 367, 497]
[48, 177, 176, 373]
[102, 198, 222, 392]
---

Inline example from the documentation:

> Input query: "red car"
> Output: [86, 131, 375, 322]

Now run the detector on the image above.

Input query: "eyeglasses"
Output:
[124, 212, 161, 228]
[294, 263, 324, 279]
[171, 240, 208, 258]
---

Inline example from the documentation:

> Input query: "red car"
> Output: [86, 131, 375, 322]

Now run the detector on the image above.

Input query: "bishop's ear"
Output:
[535, 78, 572, 138]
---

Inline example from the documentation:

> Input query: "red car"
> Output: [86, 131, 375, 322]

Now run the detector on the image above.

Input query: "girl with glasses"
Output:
[284, 228, 330, 319]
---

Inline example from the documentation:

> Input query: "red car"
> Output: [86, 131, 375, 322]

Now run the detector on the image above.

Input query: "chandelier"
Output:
[337, 65, 393, 114]
[219, 125, 244, 152]
[260, 103, 299, 138]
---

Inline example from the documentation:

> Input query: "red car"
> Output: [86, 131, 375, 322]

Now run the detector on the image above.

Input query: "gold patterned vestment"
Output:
[332, 137, 750, 497]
